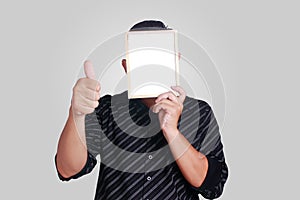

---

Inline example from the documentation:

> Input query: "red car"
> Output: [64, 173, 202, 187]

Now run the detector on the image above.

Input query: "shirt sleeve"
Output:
[191, 101, 229, 199]
[54, 151, 97, 181]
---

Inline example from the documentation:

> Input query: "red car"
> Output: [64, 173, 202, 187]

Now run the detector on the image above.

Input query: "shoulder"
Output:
[97, 91, 129, 111]
[99, 91, 128, 104]
[184, 96, 212, 113]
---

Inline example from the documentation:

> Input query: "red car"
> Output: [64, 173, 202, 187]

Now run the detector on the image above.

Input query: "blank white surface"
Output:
[127, 31, 178, 98]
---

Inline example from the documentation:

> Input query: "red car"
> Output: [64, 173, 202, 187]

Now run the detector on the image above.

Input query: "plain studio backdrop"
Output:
[0, 0, 299, 199]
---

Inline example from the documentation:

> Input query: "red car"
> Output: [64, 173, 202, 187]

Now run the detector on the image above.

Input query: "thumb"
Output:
[84, 60, 96, 79]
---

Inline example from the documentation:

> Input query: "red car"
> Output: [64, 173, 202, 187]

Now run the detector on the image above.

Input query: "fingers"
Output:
[77, 85, 100, 101]
[77, 78, 100, 91]
[152, 99, 179, 114]
[72, 60, 101, 116]
[78, 93, 99, 108]
[73, 103, 98, 116]
[155, 91, 178, 104]
[171, 86, 186, 103]
[72, 91, 99, 115]
[152, 98, 182, 132]
[155, 86, 186, 104]
[153, 87, 185, 116]
[83, 60, 100, 91]
[84, 60, 96, 80]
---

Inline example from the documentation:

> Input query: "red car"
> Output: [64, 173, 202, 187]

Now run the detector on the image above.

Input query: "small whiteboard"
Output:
[126, 30, 179, 99]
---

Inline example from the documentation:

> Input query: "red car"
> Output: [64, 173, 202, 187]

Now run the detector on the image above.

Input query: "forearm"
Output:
[56, 107, 88, 178]
[164, 129, 208, 188]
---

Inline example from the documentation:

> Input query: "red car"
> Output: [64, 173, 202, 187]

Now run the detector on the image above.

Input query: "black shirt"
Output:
[56, 91, 228, 200]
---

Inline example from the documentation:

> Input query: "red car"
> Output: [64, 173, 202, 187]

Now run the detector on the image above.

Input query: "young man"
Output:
[55, 20, 228, 200]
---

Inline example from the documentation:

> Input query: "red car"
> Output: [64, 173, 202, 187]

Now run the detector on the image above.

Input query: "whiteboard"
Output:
[126, 30, 179, 99]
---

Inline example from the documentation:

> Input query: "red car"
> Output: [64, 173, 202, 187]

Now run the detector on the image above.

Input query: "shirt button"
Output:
[148, 155, 153, 160]
[147, 176, 151, 181]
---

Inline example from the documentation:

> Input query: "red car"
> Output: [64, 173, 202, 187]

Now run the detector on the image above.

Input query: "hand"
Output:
[71, 60, 101, 117]
[152, 86, 186, 134]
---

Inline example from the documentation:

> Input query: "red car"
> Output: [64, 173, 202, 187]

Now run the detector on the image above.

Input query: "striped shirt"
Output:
[56, 91, 228, 200]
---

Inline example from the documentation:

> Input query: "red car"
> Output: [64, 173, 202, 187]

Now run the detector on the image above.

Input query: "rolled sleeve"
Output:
[191, 155, 228, 199]
[191, 101, 229, 199]
[54, 151, 97, 181]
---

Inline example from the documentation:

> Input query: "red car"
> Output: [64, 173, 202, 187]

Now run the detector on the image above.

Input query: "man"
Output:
[55, 20, 228, 200]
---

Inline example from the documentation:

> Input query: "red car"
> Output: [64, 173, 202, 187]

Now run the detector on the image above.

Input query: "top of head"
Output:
[129, 20, 172, 32]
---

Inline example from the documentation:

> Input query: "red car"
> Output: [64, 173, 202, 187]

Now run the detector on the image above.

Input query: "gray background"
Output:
[0, 0, 299, 199]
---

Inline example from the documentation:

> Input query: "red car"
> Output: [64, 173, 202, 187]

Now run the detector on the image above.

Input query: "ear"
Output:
[122, 59, 127, 73]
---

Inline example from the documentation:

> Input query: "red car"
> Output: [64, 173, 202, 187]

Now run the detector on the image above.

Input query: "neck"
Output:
[141, 98, 156, 108]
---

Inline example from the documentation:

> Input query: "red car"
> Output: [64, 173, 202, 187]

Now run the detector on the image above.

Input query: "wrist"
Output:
[68, 106, 87, 146]
[69, 106, 86, 120]
[163, 128, 180, 143]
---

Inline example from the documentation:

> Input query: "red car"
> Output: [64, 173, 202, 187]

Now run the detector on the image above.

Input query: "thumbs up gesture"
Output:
[71, 60, 101, 116]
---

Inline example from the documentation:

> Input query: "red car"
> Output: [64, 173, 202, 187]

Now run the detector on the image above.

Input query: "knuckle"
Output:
[87, 107, 94, 114]
[175, 104, 182, 112]
[91, 80, 99, 90]
[71, 98, 76, 107]
[179, 104, 183, 111]
[96, 81, 101, 89]
[77, 78, 85, 85]
[94, 92, 100, 100]
[73, 88, 80, 97]
[72, 88, 81, 99]
[72, 100, 79, 110]
[94, 101, 99, 108]
[74, 79, 85, 92]
[72, 85, 78, 93]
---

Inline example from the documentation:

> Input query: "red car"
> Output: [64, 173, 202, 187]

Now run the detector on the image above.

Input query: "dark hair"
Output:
[130, 20, 171, 31]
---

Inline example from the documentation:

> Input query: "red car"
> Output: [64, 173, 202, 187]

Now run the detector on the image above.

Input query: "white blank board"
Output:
[126, 30, 179, 99]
